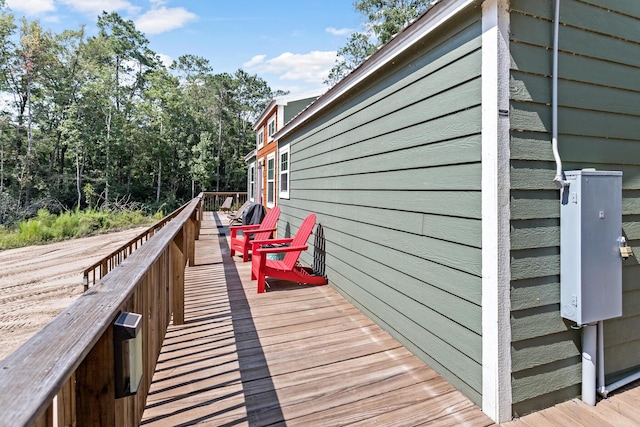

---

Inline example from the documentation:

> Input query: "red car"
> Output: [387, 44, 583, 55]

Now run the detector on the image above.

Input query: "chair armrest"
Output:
[255, 245, 308, 255]
[243, 226, 276, 237]
[229, 223, 261, 238]
[252, 237, 294, 247]
[230, 224, 262, 231]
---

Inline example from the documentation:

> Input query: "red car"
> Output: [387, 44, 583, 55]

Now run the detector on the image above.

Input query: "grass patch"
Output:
[0, 208, 160, 250]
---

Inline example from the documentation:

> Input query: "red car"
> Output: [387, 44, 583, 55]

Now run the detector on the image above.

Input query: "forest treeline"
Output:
[0, 7, 282, 226]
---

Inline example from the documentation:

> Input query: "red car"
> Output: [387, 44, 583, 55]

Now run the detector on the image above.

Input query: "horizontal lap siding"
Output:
[509, 0, 640, 416]
[278, 9, 484, 404]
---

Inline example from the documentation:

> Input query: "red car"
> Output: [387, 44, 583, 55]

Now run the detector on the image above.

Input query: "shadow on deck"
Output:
[141, 212, 494, 426]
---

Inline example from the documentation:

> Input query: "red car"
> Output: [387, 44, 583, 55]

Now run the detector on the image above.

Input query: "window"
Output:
[248, 162, 255, 202]
[279, 145, 290, 199]
[257, 129, 264, 149]
[267, 115, 276, 141]
[266, 153, 275, 207]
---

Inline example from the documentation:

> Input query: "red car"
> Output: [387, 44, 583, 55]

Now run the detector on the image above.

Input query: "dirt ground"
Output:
[0, 227, 147, 362]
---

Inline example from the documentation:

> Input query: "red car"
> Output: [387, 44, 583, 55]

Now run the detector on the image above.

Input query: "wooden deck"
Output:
[142, 213, 640, 426]
[141, 213, 494, 426]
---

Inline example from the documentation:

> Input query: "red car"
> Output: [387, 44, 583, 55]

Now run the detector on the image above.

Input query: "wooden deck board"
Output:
[554, 400, 617, 427]
[143, 212, 640, 426]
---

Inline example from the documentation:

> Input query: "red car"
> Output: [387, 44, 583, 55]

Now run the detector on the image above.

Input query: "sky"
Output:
[4, 0, 364, 94]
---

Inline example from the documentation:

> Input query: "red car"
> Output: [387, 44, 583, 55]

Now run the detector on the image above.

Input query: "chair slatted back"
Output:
[282, 214, 316, 270]
[230, 201, 251, 219]
[254, 206, 280, 241]
[220, 197, 233, 210]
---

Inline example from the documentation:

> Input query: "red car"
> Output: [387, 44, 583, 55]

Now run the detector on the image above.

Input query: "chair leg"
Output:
[243, 247, 249, 262]
[257, 272, 267, 293]
[230, 248, 235, 257]
[251, 254, 259, 280]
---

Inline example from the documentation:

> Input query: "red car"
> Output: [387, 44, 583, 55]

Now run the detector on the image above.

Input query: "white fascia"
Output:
[253, 100, 277, 131]
[481, 0, 512, 423]
[277, 105, 285, 131]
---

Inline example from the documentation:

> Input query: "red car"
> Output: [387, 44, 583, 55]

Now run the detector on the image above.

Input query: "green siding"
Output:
[509, 0, 640, 416]
[283, 96, 317, 124]
[278, 8, 484, 405]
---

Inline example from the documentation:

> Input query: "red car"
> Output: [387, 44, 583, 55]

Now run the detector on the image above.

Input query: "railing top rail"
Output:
[0, 196, 202, 427]
[202, 191, 247, 195]
[83, 199, 191, 276]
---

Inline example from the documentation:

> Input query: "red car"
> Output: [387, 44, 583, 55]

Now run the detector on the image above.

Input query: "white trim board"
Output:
[481, 0, 512, 423]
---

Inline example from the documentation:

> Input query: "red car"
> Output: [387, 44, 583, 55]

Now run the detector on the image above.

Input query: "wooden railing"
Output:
[82, 200, 196, 289]
[82, 191, 244, 289]
[202, 191, 248, 212]
[0, 195, 203, 427]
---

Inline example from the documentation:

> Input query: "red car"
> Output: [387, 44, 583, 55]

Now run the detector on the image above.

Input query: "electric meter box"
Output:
[560, 169, 622, 325]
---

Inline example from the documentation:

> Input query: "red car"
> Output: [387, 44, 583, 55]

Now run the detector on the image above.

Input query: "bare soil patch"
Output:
[0, 227, 147, 361]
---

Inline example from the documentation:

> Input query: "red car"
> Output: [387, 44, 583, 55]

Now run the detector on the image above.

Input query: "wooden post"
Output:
[33, 403, 53, 427]
[58, 374, 76, 427]
[171, 230, 185, 325]
[187, 218, 195, 267]
[194, 206, 201, 240]
[101, 259, 108, 279]
[76, 326, 115, 427]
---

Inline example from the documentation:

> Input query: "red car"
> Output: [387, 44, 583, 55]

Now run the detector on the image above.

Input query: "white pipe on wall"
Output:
[551, 0, 567, 188]
[598, 321, 606, 396]
[597, 320, 640, 398]
[582, 324, 597, 406]
[601, 371, 640, 398]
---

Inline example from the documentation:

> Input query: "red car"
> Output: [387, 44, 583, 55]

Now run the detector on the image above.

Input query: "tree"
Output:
[84, 12, 158, 205]
[0, 9, 279, 224]
[324, 32, 376, 87]
[36, 28, 87, 206]
[325, 0, 435, 85]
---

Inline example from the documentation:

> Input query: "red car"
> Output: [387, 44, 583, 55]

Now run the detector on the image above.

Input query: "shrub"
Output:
[51, 212, 80, 239]
[0, 207, 158, 249]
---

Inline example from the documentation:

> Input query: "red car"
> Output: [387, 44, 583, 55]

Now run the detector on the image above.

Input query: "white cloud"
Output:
[59, 0, 140, 17]
[6, 0, 55, 15]
[157, 53, 173, 68]
[244, 51, 337, 93]
[243, 54, 266, 68]
[326, 27, 353, 36]
[258, 51, 337, 84]
[135, 6, 197, 35]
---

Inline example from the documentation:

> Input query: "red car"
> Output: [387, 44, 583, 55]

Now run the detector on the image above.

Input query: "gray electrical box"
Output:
[560, 169, 623, 325]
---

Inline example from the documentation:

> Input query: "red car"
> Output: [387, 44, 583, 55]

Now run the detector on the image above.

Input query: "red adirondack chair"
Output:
[229, 206, 280, 262]
[251, 213, 327, 293]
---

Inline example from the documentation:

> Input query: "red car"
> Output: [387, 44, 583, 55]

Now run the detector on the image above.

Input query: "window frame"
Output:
[248, 161, 256, 202]
[267, 114, 276, 142]
[257, 129, 264, 149]
[279, 144, 290, 200]
[266, 152, 276, 208]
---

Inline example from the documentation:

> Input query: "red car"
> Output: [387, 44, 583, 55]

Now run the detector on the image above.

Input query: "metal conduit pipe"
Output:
[582, 324, 597, 406]
[597, 320, 640, 398]
[552, 0, 567, 189]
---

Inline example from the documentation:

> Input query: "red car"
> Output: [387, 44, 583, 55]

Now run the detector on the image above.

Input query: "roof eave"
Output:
[252, 89, 326, 131]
